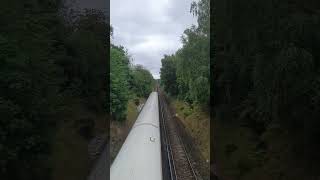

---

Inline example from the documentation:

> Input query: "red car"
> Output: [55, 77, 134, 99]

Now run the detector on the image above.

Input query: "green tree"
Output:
[110, 45, 130, 121]
[0, 1, 109, 179]
[130, 64, 155, 98]
[213, 0, 320, 179]
[160, 0, 210, 106]
[160, 55, 178, 96]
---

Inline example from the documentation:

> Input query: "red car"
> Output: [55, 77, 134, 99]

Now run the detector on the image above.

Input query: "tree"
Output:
[130, 65, 155, 98]
[213, 0, 320, 179]
[0, 1, 109, 179]
[160, 0, 210, 106]
[160, 55, 178, 96]
[110, 45, 130, 121]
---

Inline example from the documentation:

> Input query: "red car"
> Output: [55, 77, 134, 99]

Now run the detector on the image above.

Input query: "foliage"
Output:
[160, 0, 210, 106]
[110, 45, 155, 121]
[110, 45, 130, 121]
[213, 0, 320, 179]
[160, 55, 178, 96]
[129, 65, 155, 98]
[0, 0, 108, 179]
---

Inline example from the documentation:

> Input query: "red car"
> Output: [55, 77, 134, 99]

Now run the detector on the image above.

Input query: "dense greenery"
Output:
[213, 0, 320, 179]
[129, 65, 155, 98]
[0, 1, 108, 179]
[110, 45, 130, 121]
[160, 55, 178, 96]
[110, 44, 154, 121]
[160, 0, 210, 106]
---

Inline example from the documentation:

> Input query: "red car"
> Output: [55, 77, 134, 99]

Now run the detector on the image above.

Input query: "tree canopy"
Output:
[129, 65, 155, 98]
[110, 44, 155, 121]
[213, 0, 320, 179]
[160, 0, 210, 106]
[110, 45, 130, 121]
[160, 55, 178, 96]
[0, 1, 108, 179]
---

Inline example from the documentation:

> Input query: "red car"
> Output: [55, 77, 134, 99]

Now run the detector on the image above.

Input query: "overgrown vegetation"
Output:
[110, 41, 154, 121]
[160, 0, 209, 106]
[213, 0, 320, 179]
[173, 100, 210, 161]
[0, 1, 108, 179]
[160, 1, 210, 179]
[110, 45, 130, 121]
[129, 65, 155, 98]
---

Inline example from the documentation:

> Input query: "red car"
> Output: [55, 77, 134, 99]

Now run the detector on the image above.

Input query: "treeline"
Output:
[160, 0, 210, 106]
[110, 42, 154, 121]
[0, 1, 107, 179]
[214, 0, 320, 179]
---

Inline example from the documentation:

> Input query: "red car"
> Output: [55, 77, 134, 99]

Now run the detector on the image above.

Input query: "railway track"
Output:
[158, 91, 198, 180]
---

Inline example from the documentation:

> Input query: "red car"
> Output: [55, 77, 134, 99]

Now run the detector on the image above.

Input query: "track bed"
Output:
[159, 91, 198, 180]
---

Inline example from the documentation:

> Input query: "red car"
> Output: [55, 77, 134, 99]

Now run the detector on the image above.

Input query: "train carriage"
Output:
[110, 92, 162, 180]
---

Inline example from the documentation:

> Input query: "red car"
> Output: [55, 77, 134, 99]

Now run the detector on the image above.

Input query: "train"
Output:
[110, 92, 163, 180]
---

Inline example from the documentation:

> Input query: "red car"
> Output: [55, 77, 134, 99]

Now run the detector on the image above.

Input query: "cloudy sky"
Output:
[111, 0, 197, 79]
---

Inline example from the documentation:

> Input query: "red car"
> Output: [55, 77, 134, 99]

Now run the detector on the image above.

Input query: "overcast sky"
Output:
[111, 0, 197, 79]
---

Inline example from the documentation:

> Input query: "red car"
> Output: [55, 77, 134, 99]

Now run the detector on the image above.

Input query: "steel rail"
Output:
[159, 90, 198, 180]
[159, 91, 177, 180]
[177, 133, 198, 180]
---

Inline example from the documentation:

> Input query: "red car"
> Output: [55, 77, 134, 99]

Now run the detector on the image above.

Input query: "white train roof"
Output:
[110, 92, 162, 180]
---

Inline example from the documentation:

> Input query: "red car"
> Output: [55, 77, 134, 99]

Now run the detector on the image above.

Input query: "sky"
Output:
[111, 0, 197, 79]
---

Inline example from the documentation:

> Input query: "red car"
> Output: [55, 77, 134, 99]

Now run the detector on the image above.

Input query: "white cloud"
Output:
[131, 35, 180, 53]
[111, 0, 197, 79]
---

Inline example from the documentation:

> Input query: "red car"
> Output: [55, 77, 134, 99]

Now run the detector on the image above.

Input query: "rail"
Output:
[158, 89, 198, 180]
[159, 92, 177, 180]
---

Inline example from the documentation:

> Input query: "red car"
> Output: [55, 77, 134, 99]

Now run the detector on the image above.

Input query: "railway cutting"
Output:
[158, 90, 199, 180]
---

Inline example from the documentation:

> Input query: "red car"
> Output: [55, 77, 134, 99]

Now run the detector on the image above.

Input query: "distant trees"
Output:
[160, 55, 178, 96]
[129, 65, 155, 98]
[160, 0, 209, 106]
[110, 44, 155, 121]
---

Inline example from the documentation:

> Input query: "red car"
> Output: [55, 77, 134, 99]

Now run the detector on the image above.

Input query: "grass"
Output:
[172, 100, 210, 161]
[126, 98, 141, 127]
